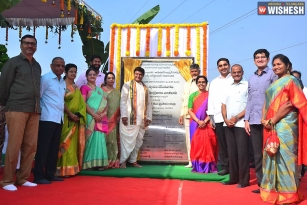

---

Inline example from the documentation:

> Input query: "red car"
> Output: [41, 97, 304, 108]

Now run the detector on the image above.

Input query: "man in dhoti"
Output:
[119, 67, 152, 168]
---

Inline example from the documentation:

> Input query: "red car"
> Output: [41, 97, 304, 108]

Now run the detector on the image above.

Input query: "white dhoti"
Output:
[119, 123, 145, 164]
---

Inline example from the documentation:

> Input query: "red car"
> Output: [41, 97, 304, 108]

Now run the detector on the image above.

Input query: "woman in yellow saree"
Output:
[260, 54, 307, 204]
[101, 72, 121, 168]
[56, 64, 86, 176]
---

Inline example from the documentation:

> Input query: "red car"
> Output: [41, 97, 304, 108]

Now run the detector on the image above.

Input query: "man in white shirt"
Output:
[221, 64, 249, 188]
[178, 64, 200, 168]
[119, 67, 152, 168]
[33, 57, 66, 184]
[291, 70, 307, 97]
[76, 55, 105, 88]
[207, 58, 233, 175]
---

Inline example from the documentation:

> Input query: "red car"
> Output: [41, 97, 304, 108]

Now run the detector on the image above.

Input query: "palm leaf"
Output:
[132, 5, 160, 24]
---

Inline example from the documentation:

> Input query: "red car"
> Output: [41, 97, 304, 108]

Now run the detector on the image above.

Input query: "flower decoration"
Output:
[116, 27, 122, 90]
[109, 27, 116, 72]
[157, 27, 162, 56]
[60, 0, 64, 18]
[145, 27, 151, 57]
[185, 26, 191, 56]
[196, 27, 200, 65]
[125, 27, 131, 56]
[203, 24, 207, 76]
[67, 0, 71, 16]
[74, 2, 78, 24]
[136, 27, 140, 56]
[166, 27, 171, 57]
[174, 25, 179, 56]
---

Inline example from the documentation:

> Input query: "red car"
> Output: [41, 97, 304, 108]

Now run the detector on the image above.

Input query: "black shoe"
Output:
[237, 184, 249, 188]
[218, 170, 229, 176]
[34, 179, 51, 184]
[48, 177, 64, 181]
[222, 181, 237, 185]
[251, 189, 260, 193]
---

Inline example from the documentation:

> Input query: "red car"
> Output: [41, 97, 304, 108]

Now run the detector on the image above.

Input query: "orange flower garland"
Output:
[185, 26, 191, 56]
[174, 25, 179, 56]
[203, 24, 207, 76]
[136, 27, 140, 56]
[109, 26, 116, 72]
[157, 27, 162, 56]
[60, 0, 64, 18]
[166, 27, 171, 57]
[74, 2, 78, 24]
[125, 27, 131, 56]
[145, 27, 151, 57]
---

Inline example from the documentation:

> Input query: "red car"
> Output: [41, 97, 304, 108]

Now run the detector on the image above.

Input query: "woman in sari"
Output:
[188, 76, 218, 173]
[260, 54, 307, 204]
[80, 68, 108, 170]
[101, 72, 121, 168]
[56, 64, 86, 177]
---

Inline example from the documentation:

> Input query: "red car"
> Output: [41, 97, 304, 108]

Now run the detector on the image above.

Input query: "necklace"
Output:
[87, 83, 96, 90]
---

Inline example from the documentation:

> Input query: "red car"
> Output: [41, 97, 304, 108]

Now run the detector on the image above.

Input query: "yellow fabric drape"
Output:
[122, 58, 143, 83]
[174, 59, 193, 81]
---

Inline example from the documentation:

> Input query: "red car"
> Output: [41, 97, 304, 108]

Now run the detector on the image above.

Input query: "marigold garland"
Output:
[174, 25, 179, 56]
[74, 2, 78, 24]
[60, 0, 64, 18]
[145, 27, 151, 57]
[111, 22, 207, 29]
[125, 27, 131, 56]
[67, 0, 71, 16]
[202, 24, 207, 76]
[196, 27, 200, 65]
[166, 27, 171, 57]
[116, 27, 122, 90]
[79, 4, 84, 30]
[135, 27, 140, 56]
[109, 27, 116, 72]
[157, 27, 162, 56]
[185, 26, 191, 56]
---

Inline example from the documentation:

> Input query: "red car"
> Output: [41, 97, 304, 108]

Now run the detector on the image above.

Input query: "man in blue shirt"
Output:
[244, 49, 277, 193]
[33, 57, 66, 184]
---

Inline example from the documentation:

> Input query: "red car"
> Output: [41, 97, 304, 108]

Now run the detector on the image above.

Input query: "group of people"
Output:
[0, 34, 307, 204]
[0, 34, 152, 191]
[180, 49, 307, 204]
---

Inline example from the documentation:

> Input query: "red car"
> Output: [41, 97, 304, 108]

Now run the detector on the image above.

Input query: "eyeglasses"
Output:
[52, 64, 65, 68]
[22, 41, 37, 46]
[197, 81, 207, 84]
[255, 56, 267, 60]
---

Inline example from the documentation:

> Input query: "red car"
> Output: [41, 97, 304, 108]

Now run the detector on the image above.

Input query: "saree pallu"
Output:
[102, 87, 121, 168]
[56, 85, 86, 176]
[261, 75, 307, 204]
[188, 91, 218, 173]
[81, 86, 109, 169]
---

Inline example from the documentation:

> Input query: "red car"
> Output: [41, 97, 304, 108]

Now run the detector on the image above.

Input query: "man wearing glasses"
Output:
[244, 49, 277, 193]
[0, 35, 41, 191]
[33, 57, 66, 184]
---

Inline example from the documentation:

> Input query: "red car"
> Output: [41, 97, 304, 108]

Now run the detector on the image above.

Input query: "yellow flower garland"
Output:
[174, 25, 179, 56]
[157, 27, 162, 56]
[145, 27, 151, 57]
[196, 27, 200, 65]
[166, 27, 170, 57]
[125, 27, 131, 56]
[185, 26, 191, 56]
[116, 27, 122, 90]
[203, 24, 207, 76]
[111, 22, 207, 29]
[136, 27, 140, 56]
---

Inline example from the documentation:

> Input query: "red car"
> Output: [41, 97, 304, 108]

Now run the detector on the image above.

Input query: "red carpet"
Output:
[1, 167, 307, 205]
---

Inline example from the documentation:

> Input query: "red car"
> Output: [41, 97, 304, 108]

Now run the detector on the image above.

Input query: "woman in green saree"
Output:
[80, 68, 108, 170]
[101, 72, 121, 168]
[56, 64, 86, 177]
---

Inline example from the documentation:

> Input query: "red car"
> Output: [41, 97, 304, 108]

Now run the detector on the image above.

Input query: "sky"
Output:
[0, 0, 306, 85]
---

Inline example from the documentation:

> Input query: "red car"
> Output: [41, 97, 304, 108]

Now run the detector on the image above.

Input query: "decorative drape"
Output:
[174, 59, 193, 81]
[122, 58, 142, 90]
[109, 23, 209, 88]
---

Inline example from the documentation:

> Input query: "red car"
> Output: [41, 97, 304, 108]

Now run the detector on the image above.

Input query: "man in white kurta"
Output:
[120, 67, 152, 168]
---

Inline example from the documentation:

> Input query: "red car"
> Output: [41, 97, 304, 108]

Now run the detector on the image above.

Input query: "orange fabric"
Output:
[260, 188, 303, 204]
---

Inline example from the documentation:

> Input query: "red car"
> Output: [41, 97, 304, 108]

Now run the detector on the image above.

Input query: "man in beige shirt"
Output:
[179, 64, 201, 167]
